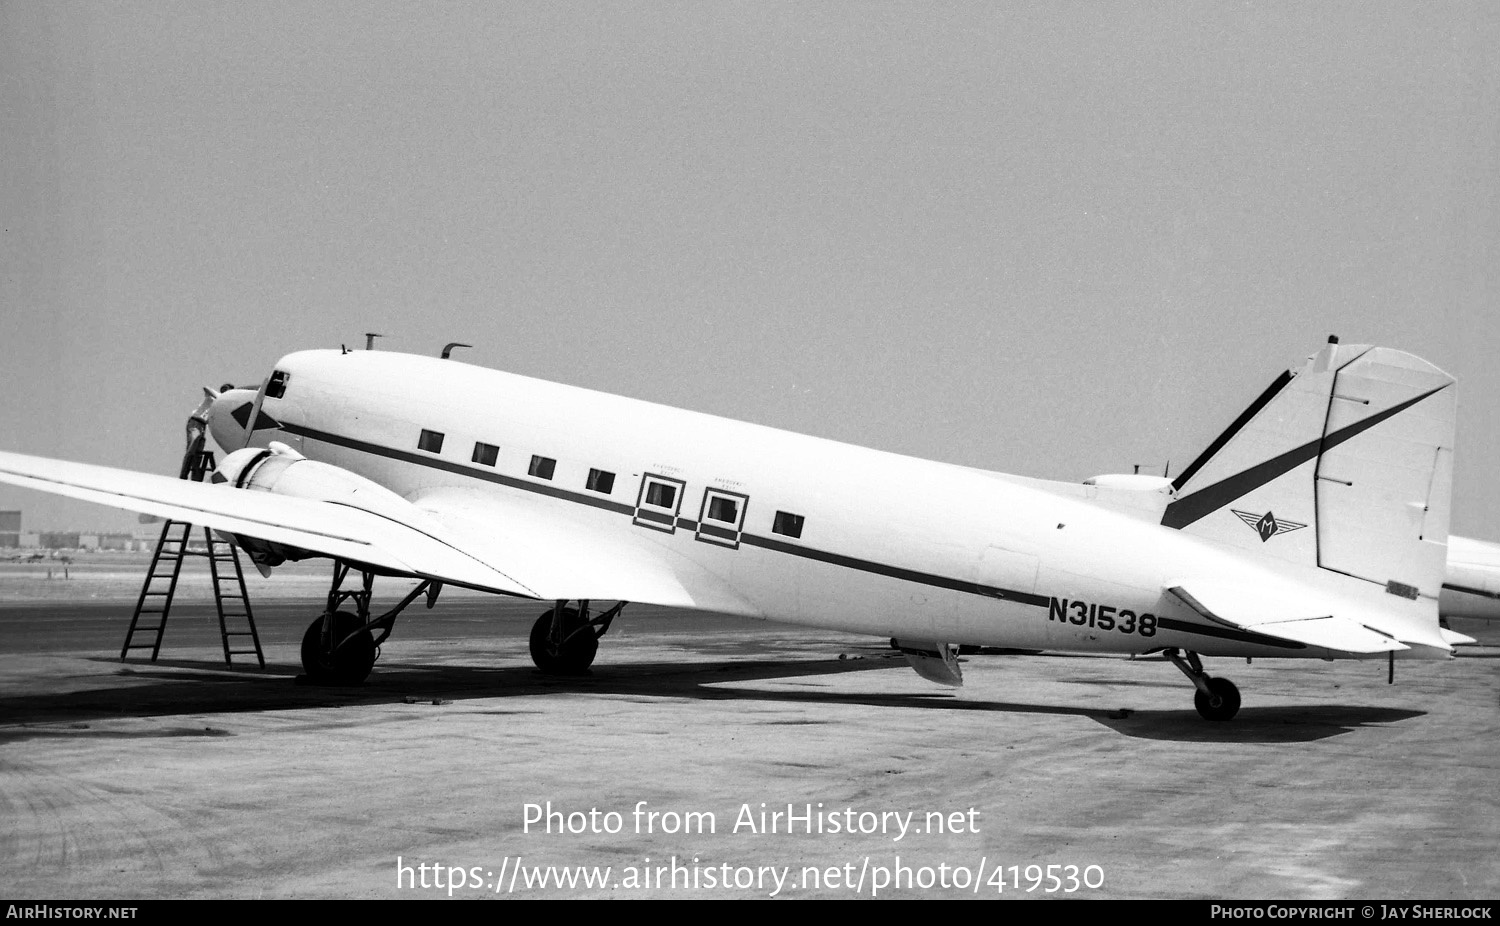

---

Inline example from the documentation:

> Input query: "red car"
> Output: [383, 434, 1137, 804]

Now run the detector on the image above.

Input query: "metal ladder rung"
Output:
[122, 448, 264, 668]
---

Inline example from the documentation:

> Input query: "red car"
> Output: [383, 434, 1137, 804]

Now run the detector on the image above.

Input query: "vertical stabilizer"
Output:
[1163, 342, 1454, 601]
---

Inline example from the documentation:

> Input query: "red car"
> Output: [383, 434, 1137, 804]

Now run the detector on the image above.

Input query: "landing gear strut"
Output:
[529, 599, 626, 675]
[1166, 649, 1241, 721]
[300, 560, 442, 685]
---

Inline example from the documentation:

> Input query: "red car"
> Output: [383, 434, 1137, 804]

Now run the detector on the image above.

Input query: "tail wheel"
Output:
[1193, 677, 1241, 721]
[300, 610, 376, 685]
[529, 607, 599, 675]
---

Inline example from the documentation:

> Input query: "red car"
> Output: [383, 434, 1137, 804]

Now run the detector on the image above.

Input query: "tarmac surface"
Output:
[0, 556, 1497, 900]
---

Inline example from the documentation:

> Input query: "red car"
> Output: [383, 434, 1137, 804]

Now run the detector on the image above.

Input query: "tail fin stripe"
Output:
[1162, 383, 1449, 530]
[1171, 370, 1293, 492]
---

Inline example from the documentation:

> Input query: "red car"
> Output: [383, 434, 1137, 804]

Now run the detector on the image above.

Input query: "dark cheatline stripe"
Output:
[276, 419, 1315, 648]
[742, 534, 1050, 607]
[1161, 384, 1449, 530]
[281, 420, 1052, 607]
[1172, 369, 1293, 493]
[1154, 617, 1307, 649]
[280, 422, 636, 517]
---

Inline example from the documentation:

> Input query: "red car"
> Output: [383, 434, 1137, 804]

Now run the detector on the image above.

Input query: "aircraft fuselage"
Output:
[216, 349, 1445, 661]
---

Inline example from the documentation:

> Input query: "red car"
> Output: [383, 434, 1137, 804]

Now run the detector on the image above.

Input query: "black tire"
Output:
[300, 610, 376, 685]
[1193, 677, 1241, 721]
[529, 607, 599, 675]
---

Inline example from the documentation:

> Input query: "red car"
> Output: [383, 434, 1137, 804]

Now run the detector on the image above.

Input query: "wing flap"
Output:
[1167, 582, 1409, 654]
[0, 451, 538, 596]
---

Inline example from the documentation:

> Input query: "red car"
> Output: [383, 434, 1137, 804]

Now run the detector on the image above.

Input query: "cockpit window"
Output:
[265, 370, 290, 399]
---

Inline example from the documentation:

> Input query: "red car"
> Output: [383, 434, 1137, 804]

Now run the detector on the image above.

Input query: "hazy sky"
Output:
[2, 2, 1497, 536]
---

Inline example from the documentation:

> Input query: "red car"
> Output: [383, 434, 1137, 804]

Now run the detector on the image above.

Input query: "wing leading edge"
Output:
[0, 450, 539, 596]
[0, 450, 718, 609]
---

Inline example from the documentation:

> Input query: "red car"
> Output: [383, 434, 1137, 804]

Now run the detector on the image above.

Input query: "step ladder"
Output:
[121, 449, 265, 667]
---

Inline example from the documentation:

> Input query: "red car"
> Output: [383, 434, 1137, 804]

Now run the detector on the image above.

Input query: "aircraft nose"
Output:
[207, 388, 262, 453]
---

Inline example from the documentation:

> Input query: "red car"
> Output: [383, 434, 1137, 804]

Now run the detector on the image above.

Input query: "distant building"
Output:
[38, 531, 80, 550]
[57, 531, 139, 551]
[0, 510, 18, 548]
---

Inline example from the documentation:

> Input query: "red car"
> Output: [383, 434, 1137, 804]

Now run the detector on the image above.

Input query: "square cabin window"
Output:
[772, 511, 805, 539]
[707, 496, 739, 523]
[418, 429, 445, 454]
[472, 442, 499, 467]
[645, 481, 677, 509]
[529, 455, 556, 480]
[586, 468, 615, 494]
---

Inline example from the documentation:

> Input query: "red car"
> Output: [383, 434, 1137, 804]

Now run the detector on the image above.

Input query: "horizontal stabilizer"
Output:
[1168, 583, 1409, 655]
[1440, 627, 1478, 647]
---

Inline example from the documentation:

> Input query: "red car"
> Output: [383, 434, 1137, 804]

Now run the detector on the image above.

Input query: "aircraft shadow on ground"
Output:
[0, 649, 1422, 745]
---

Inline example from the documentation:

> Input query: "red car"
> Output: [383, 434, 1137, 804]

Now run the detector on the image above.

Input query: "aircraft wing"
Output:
[0, 450, 539, 596]
[0, 450, 727, 609]
[409, 487, 748, 611]
[1167, 582, 1409, 654]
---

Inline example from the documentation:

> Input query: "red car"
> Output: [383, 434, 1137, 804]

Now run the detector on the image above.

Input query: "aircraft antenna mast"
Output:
[442, 342, 472, 359]
[365, 332, 384, 350]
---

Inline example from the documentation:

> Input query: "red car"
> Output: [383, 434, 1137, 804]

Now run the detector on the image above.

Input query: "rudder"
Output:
[1163, 341, 1455, 602]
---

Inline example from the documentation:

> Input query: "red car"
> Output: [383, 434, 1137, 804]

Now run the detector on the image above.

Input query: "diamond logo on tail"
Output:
[1232, 509, 1307, 542]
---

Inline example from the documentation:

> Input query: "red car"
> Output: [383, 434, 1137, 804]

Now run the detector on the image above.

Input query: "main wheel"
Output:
[1193, 677, 1241, 721]
[300, 610, 376, 685]
[529, 607, 599, 675]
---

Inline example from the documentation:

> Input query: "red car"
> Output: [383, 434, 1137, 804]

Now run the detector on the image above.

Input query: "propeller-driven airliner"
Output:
[0, 337, 1465, 720]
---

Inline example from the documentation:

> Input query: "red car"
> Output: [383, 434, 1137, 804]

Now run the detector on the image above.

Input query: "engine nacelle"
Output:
[216, 443, 424, 570]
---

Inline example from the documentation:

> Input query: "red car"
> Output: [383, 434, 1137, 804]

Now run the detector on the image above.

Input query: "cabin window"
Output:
[418, 429, 445, 454]
[529, 455, 556, 480]
[634, 473, 686, 533]
[707, 496, 738, 523]
[472, 442, 499, 467]
[772, 511, 805, 539]
[265, 370, 290, 399]
[586, 469, 615, 494]
[696, 488, 749, 549]
[646, 482, 676, 508]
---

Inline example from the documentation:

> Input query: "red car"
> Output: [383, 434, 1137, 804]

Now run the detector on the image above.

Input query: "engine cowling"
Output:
[215, 442, 425, 571]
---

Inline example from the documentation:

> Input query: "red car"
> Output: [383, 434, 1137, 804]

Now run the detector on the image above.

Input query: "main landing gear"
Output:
[529, 599, 627, 675]
[1165, 649, 1241, 721]
[300, 561, 442, 685]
